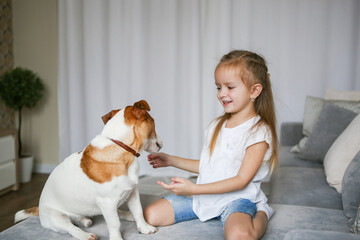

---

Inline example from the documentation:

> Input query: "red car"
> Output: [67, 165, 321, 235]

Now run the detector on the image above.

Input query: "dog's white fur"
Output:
[16, 102, 162, 240]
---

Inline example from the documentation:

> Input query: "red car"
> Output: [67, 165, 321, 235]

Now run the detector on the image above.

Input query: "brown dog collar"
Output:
[110, 139, 140, 157]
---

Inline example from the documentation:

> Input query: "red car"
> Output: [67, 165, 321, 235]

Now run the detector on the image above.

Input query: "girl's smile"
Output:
[222, 100, 233, 106]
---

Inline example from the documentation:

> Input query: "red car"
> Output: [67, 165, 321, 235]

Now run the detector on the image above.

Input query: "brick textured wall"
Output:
[0, 0, 15, 130]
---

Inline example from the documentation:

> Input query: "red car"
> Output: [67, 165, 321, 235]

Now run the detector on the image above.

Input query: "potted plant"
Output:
[0, 67, 45, 182]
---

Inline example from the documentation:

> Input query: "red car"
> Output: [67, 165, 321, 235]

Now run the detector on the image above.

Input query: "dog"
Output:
[15, 100, 162, 240]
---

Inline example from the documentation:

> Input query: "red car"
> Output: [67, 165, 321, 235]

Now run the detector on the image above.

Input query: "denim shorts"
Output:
[163, 195, 257, 226]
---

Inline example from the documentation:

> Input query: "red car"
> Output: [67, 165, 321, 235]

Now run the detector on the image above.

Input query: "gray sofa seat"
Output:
[284, 230, 360, 240]
[272, 122, 342, 210]
[2, 204, 354, 240]
[278, 147, 323, 168]
[0, 216, 225, 240]
[262, 204, 350, 239]
[263, 121, 360, 240]
[269, 166, 342, 209]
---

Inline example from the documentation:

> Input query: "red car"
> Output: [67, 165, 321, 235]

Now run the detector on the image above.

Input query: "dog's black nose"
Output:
[156, 142, 162, 150]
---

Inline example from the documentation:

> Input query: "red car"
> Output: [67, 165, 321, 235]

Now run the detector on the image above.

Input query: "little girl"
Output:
[144, 50, 278, 240]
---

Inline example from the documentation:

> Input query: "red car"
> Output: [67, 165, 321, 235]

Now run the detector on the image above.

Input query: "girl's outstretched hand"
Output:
[148, 152, 172, 168]
[157, 177, 196, 196]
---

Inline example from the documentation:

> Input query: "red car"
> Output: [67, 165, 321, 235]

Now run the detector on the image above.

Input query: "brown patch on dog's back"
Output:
[80, 144, 135, 183]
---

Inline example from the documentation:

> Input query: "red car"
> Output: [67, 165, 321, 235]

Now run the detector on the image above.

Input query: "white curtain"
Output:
[58, 0, 360, 177]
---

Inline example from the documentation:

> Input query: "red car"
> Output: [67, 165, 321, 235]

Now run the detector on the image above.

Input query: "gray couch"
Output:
[1, 122, 359, 240]
[262, 122, 360, 240]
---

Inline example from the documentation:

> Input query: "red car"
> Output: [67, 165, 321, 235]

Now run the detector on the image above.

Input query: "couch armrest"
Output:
[280, 122, 303, 146]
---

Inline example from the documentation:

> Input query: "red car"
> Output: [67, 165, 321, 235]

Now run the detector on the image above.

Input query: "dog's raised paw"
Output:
[138, 224, 158, 235]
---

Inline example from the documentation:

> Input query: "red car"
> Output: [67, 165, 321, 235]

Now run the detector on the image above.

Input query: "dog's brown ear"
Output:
[101, 109, 121, 124]
[134, 100, 150, 111]
[132, 100, 150, 120]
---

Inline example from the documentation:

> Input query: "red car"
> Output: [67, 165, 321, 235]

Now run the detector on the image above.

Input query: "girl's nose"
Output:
[218, 88, 227, 97]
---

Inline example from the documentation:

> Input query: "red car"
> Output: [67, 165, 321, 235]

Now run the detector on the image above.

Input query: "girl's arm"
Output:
[148, 152, 200, 174]
[158, 141, 268, 196]
[171, 155, 200, 174]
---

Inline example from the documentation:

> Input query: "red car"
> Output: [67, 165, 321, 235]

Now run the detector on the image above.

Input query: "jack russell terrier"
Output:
[15, 100, 163, 240]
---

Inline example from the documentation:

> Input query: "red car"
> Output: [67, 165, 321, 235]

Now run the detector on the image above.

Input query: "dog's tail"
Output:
[14, 206, 39, 223]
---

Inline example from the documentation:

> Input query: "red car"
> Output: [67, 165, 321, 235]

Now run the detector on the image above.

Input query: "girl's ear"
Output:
[250, 83, 263, 99]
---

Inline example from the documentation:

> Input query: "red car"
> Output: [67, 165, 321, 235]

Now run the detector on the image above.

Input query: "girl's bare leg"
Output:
[224, 211, 268, 240]
[143, 199, 175, 227]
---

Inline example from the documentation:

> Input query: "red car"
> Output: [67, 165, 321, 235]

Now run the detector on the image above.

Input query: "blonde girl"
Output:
[144, 50, 278, 240]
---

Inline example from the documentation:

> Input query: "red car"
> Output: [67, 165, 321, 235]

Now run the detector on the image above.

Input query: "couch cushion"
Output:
[324, 114, 360, 193]
[283, 229, 360, 240]
[0, 216, 224, 240]
[269, 167, 342, 209]
[1, 205, 351, 240]
[298, 103, 357, 162]
[279, 147, 322, 168]
[291, 96, 360, 153]
[280, 122, 304, 147]
[262, 204, 350, 240]
[325, 88, 360, 101]
[342, 151, 360, 225]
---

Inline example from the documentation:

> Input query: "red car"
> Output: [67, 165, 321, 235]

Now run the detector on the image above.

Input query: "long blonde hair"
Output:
[209, 50, 278, 173]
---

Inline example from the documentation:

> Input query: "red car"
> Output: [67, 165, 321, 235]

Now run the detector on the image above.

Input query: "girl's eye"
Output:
[228, 86, 234, 90]
[216, 86, 221, 90]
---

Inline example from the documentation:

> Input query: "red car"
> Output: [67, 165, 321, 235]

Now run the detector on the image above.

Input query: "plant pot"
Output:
[19, 155, 34, 183]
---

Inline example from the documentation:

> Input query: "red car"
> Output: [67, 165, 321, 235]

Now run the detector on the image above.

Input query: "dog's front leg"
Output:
[97, 199, 123, 240]
[127, 186, 158, 234]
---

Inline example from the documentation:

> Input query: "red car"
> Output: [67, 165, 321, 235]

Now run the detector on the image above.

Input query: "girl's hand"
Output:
[157, 177, 196, 196]
[148, 152, 172, 168]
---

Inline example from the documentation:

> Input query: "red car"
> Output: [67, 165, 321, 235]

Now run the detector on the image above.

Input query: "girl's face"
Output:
[215, 67, 254, 116]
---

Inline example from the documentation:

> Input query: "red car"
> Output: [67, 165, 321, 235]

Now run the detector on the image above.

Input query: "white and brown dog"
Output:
[15, 100, 162, 240]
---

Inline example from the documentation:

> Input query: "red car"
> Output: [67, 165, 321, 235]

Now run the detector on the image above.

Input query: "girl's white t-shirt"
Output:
[193, 115, 272, 222]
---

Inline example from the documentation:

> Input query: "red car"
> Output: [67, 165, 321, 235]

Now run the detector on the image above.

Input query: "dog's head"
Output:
[101, 100, 162, 153]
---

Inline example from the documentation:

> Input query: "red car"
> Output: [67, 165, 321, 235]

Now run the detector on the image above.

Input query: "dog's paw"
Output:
[79, 232, 97, 240]
[138, 223, 158, 235]
[118, 209, 135, 221]
[81, 217, 93, 228]
[109, 236, 123, 240]
[88, 233, 97, 240]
